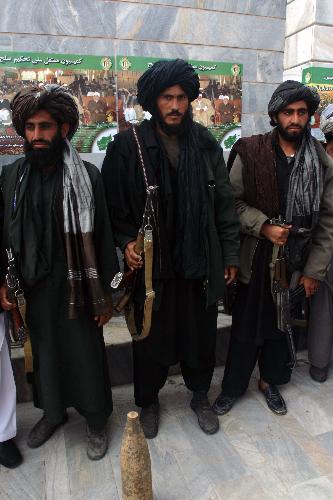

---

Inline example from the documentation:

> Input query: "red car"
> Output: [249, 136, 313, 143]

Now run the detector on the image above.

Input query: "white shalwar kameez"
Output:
[0, 313, 16, 442]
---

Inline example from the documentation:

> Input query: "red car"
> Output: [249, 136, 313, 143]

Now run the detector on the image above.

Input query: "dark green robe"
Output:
[1, 159, 119, 427]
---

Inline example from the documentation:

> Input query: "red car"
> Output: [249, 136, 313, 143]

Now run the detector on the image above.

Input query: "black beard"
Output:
[277, 123, 305, 144]
[154, 106, 193, 136]
[24, 131, 65, 170]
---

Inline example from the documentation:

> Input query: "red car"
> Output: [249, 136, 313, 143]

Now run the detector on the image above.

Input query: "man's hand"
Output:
[261, 223, 292, 246]
[94, 311, 113, 327]
[224, 266, 238, 286]
[299, 275, 319, 298]
[125, 241, 143, 271]
[0, 285, 16, 311]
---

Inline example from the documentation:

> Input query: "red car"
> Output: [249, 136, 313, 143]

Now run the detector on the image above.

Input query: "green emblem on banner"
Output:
[231, 64, 241, 77]
[97, 134, 114, 151]
[224, 134, 238, 149]
[119, 57, 132, 71]
[101, 57, 112, 70]
[305, 71, 312, 84]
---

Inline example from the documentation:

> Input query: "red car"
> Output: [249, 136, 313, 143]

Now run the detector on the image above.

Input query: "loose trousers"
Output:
[222, 333, 292, 397]
[308, 256, 333, 369]
[0, 313, 17, 442]
[133, 345, 216, 407]
[132, 279, 218, 408]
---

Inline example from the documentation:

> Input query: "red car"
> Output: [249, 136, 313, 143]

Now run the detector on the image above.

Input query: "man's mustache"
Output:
[167, 111, 183, 117]
[31, 140, 51, 146]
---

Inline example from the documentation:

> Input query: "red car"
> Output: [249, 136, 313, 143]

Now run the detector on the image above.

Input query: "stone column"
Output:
[284, 0, 333, 81]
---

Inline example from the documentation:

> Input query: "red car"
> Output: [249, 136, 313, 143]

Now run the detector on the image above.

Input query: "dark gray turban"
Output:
[137, 59, 200, 113]
[11, 84, 79, 139]
[268, 80, 320, 121]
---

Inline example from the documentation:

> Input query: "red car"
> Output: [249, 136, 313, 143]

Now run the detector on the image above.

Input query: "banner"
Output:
[0, 51, 117, 154]
[0, 51, 242, 154]
[302, 66, 333, 140]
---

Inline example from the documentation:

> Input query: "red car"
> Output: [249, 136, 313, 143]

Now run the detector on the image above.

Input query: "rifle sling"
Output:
[128, 125, 157, 342]
[16, 292, 33, 373]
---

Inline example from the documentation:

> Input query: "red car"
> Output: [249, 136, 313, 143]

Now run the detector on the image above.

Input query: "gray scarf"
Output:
[63, 140, 111, 318]
[286, 129, 324, 225]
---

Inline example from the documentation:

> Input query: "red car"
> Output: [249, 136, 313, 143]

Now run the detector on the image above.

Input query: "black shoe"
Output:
[140, 401, 159, 439]
[212, 393, 236, 415]
[259, 384, 287, 415]
[87, 425, 108, 461]
[309, 365, 328, 383]
[27, 413, 68, 448]
[190, 397, 219, 435]
[0, 439, 23, 468]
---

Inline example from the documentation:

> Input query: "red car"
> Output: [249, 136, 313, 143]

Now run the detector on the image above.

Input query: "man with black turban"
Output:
[102, 59, 240, 438]
[0, 85, 119, 460]
[213, 81, 333, 417]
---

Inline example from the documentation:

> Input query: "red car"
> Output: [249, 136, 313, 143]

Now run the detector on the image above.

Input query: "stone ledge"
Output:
[12, 311, 308, 404]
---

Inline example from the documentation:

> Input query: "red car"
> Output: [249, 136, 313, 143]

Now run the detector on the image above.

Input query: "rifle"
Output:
[111, 230, 144, 313]
[5, 248, 28, 348]
[270, 217, 306, 369]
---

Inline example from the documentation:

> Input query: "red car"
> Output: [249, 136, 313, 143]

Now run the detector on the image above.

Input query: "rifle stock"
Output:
[114, 231, 144, 313]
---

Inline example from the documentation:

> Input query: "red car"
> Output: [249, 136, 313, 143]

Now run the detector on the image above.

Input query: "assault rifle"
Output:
[270, 218, 306, 369]
[5, 248, 28, 348]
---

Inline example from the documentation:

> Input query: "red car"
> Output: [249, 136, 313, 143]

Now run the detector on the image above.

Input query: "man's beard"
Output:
[154, 106, 193, 136]
[24, 131, 66, 170]
[276, 122, 306, 144]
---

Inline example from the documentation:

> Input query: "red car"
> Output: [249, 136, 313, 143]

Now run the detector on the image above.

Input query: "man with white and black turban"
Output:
[0, 84, 119, 460]
[307, 102, 333, 382]
[213, 80, 333, 417]
[102, 59, 240, 438]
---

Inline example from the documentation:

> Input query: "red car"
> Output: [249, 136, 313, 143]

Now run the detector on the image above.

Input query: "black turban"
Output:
[268, 80, 320, 122]
[11, 84, 79, 139]
[137, 59, 200, 113]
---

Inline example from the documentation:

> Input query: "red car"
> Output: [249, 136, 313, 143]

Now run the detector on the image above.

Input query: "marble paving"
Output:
[1, 353, 333, 500]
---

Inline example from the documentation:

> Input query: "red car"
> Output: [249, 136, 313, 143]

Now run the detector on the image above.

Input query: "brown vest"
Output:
[227, 132, 279, 218]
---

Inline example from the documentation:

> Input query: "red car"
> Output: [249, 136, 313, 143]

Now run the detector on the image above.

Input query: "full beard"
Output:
[154, 106, 194, 137]
[277, 123, 305, 144]
[24, 131, 66, 170]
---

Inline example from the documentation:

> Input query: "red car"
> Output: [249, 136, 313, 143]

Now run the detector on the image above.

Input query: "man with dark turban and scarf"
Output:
[102, 59, 240, 438]
[0, 85, 119, 460]
[213, 80, 333, 417]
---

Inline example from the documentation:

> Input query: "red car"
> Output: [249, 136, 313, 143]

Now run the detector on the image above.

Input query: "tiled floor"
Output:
[1, 354, 333, 500]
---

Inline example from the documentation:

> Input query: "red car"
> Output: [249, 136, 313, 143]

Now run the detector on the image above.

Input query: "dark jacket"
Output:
[102, 119, 240, 306]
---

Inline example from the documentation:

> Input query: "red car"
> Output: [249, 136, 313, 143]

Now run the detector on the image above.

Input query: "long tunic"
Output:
[1, 159, 119, 426]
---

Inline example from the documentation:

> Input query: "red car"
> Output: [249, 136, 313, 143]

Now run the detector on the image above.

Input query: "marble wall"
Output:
[0, 0, 287, 146]
[284, 0, 333, 81]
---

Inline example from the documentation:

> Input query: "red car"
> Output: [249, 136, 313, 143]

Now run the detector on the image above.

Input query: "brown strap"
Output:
[17, 291, 33, 373]
[23, 337, 33, 373]
[131, 229, 155, 341]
